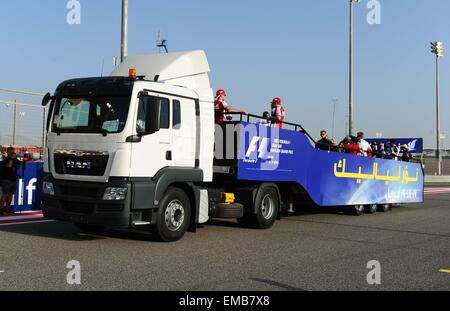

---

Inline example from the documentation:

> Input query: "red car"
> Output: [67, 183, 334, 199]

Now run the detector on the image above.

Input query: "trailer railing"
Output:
[218, 112, 318, 145]
[217, 112, 423, 167]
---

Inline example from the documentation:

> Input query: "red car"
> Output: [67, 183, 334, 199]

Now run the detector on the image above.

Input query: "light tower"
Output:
[121, 0, 128, 63]
[431, 41, 444, 175]
[348, 0, 360, 136]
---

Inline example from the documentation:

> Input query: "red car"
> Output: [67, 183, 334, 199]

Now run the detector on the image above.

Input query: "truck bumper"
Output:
[42, 176, 133, 228]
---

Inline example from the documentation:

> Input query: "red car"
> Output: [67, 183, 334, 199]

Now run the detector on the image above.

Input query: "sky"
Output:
[0, 0, 449, 148]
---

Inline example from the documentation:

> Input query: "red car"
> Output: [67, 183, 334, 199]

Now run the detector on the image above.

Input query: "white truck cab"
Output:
[42, 51, 228, 241]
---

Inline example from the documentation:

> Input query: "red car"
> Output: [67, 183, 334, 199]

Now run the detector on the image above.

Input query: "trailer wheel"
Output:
[150, 187, 191, 242]
[364, 204, 378, 214]
[240, 186, 279, 229]
[378, 204, 391, 213]
[75, 224, 104, 234]
[344, 205, 364, 216]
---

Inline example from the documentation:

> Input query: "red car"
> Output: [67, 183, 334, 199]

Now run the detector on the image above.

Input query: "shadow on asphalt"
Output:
[201, 205, 349, 229]
[0, 205, 418, 241]
[0, 221, 166, 242]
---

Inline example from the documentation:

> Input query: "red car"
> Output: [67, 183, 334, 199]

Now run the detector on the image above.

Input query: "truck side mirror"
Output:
[145, 99, 161, 134]
[137, 94, 161, 135]
[42, 92, 53, 107]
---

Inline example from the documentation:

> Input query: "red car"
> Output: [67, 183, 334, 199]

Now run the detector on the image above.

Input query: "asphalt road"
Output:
[0, 191, 449, 291]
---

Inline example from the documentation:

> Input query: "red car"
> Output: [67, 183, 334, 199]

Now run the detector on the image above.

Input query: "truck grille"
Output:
[54, 151, 109, 176]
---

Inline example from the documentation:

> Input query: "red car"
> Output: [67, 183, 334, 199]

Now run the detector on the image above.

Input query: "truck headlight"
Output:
[42, 181, 55, 196]
[103, 187, 127, 201]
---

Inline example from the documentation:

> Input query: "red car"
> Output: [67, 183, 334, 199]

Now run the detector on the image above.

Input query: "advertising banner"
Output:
[237, 123, 424, 206]
[0, 162, 44, 212]
[366, 138, 424, 154]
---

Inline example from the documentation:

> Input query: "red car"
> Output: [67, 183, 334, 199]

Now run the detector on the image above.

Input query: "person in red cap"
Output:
[270, 97, 285, 128]
[214, 89, 246, 122]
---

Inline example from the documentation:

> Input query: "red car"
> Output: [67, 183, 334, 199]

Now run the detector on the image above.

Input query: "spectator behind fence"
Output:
[258, 111, 271, 126]
[369, 142, 378, 158]
[0, 149, 20, 215]
[391, 140, 400, 160]
[316, 130, 335, 151]
[401, 144, 412, 162]
[356, 132, 372, 156]
[384, 141, 393, 159]
[337, 136, 351, 152]
[377, 143, 386, 159]
[343, 136, 363, 155]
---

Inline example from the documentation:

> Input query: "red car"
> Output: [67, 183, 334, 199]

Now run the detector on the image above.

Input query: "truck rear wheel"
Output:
[239, 185, 279, 229]
[150, 187, 191, 242]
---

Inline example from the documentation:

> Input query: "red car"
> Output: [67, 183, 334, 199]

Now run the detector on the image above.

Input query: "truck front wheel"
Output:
[150, 187, 191, 242]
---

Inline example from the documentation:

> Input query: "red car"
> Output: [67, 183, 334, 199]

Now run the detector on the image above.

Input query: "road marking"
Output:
[439, 269, 450, 274]
[0, 220, 53, 227]
[0, 211, 46, 226]
[424, 187, 450, 195]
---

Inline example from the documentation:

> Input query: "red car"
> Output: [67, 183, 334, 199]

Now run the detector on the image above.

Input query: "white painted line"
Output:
[0, 220, 53, 227]
[0, 214, 44, 221]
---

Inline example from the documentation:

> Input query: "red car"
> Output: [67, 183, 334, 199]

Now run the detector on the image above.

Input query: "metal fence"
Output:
[0, 89, 46, 158]
[422, 157, 450, 176]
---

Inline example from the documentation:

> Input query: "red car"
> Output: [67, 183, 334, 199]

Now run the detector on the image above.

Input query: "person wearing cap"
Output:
[400, 144, 412, 162]
[270, 97, 285, 129]
[214, 89, 246, 122]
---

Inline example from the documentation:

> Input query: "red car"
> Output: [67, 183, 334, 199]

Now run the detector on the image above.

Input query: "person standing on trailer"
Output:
[214, 89, 246, 122]
[270, 97, 285, 128]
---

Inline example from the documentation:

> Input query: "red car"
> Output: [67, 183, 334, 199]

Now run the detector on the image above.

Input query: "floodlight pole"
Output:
[12, 100, 17, 146]
[121, 0, 128, 63]
[431, 41, 443, 175]
[435, 53, 442, 175]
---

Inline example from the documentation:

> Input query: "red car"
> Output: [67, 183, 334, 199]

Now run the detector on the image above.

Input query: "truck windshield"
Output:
[51, 96, 130, 134]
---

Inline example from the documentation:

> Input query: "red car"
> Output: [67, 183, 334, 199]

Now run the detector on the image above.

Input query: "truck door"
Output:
[171, 97, 196, 167]
[130, 92, 196, 177]
[130, 92, 173, 177]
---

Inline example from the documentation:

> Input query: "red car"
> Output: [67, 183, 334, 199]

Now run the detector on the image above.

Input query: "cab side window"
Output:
[136, 94, 170, 133]
[173, 100, 181, 129]
[159, 98, 170, 129]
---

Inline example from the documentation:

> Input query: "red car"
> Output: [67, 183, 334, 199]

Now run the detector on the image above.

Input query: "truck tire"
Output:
[378, 204, 391, 213]
[150, 187, 191, 242]
[364, 204, 378, 214]
[344, 204, 364, 216]
[75, 224, 104, 233]
[239, 185, 279, 229]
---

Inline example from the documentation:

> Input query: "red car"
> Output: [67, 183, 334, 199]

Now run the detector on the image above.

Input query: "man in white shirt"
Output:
[357, 132, 372, 156]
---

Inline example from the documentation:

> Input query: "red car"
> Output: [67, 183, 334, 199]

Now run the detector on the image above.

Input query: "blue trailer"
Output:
[213, 114, 424, 219]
